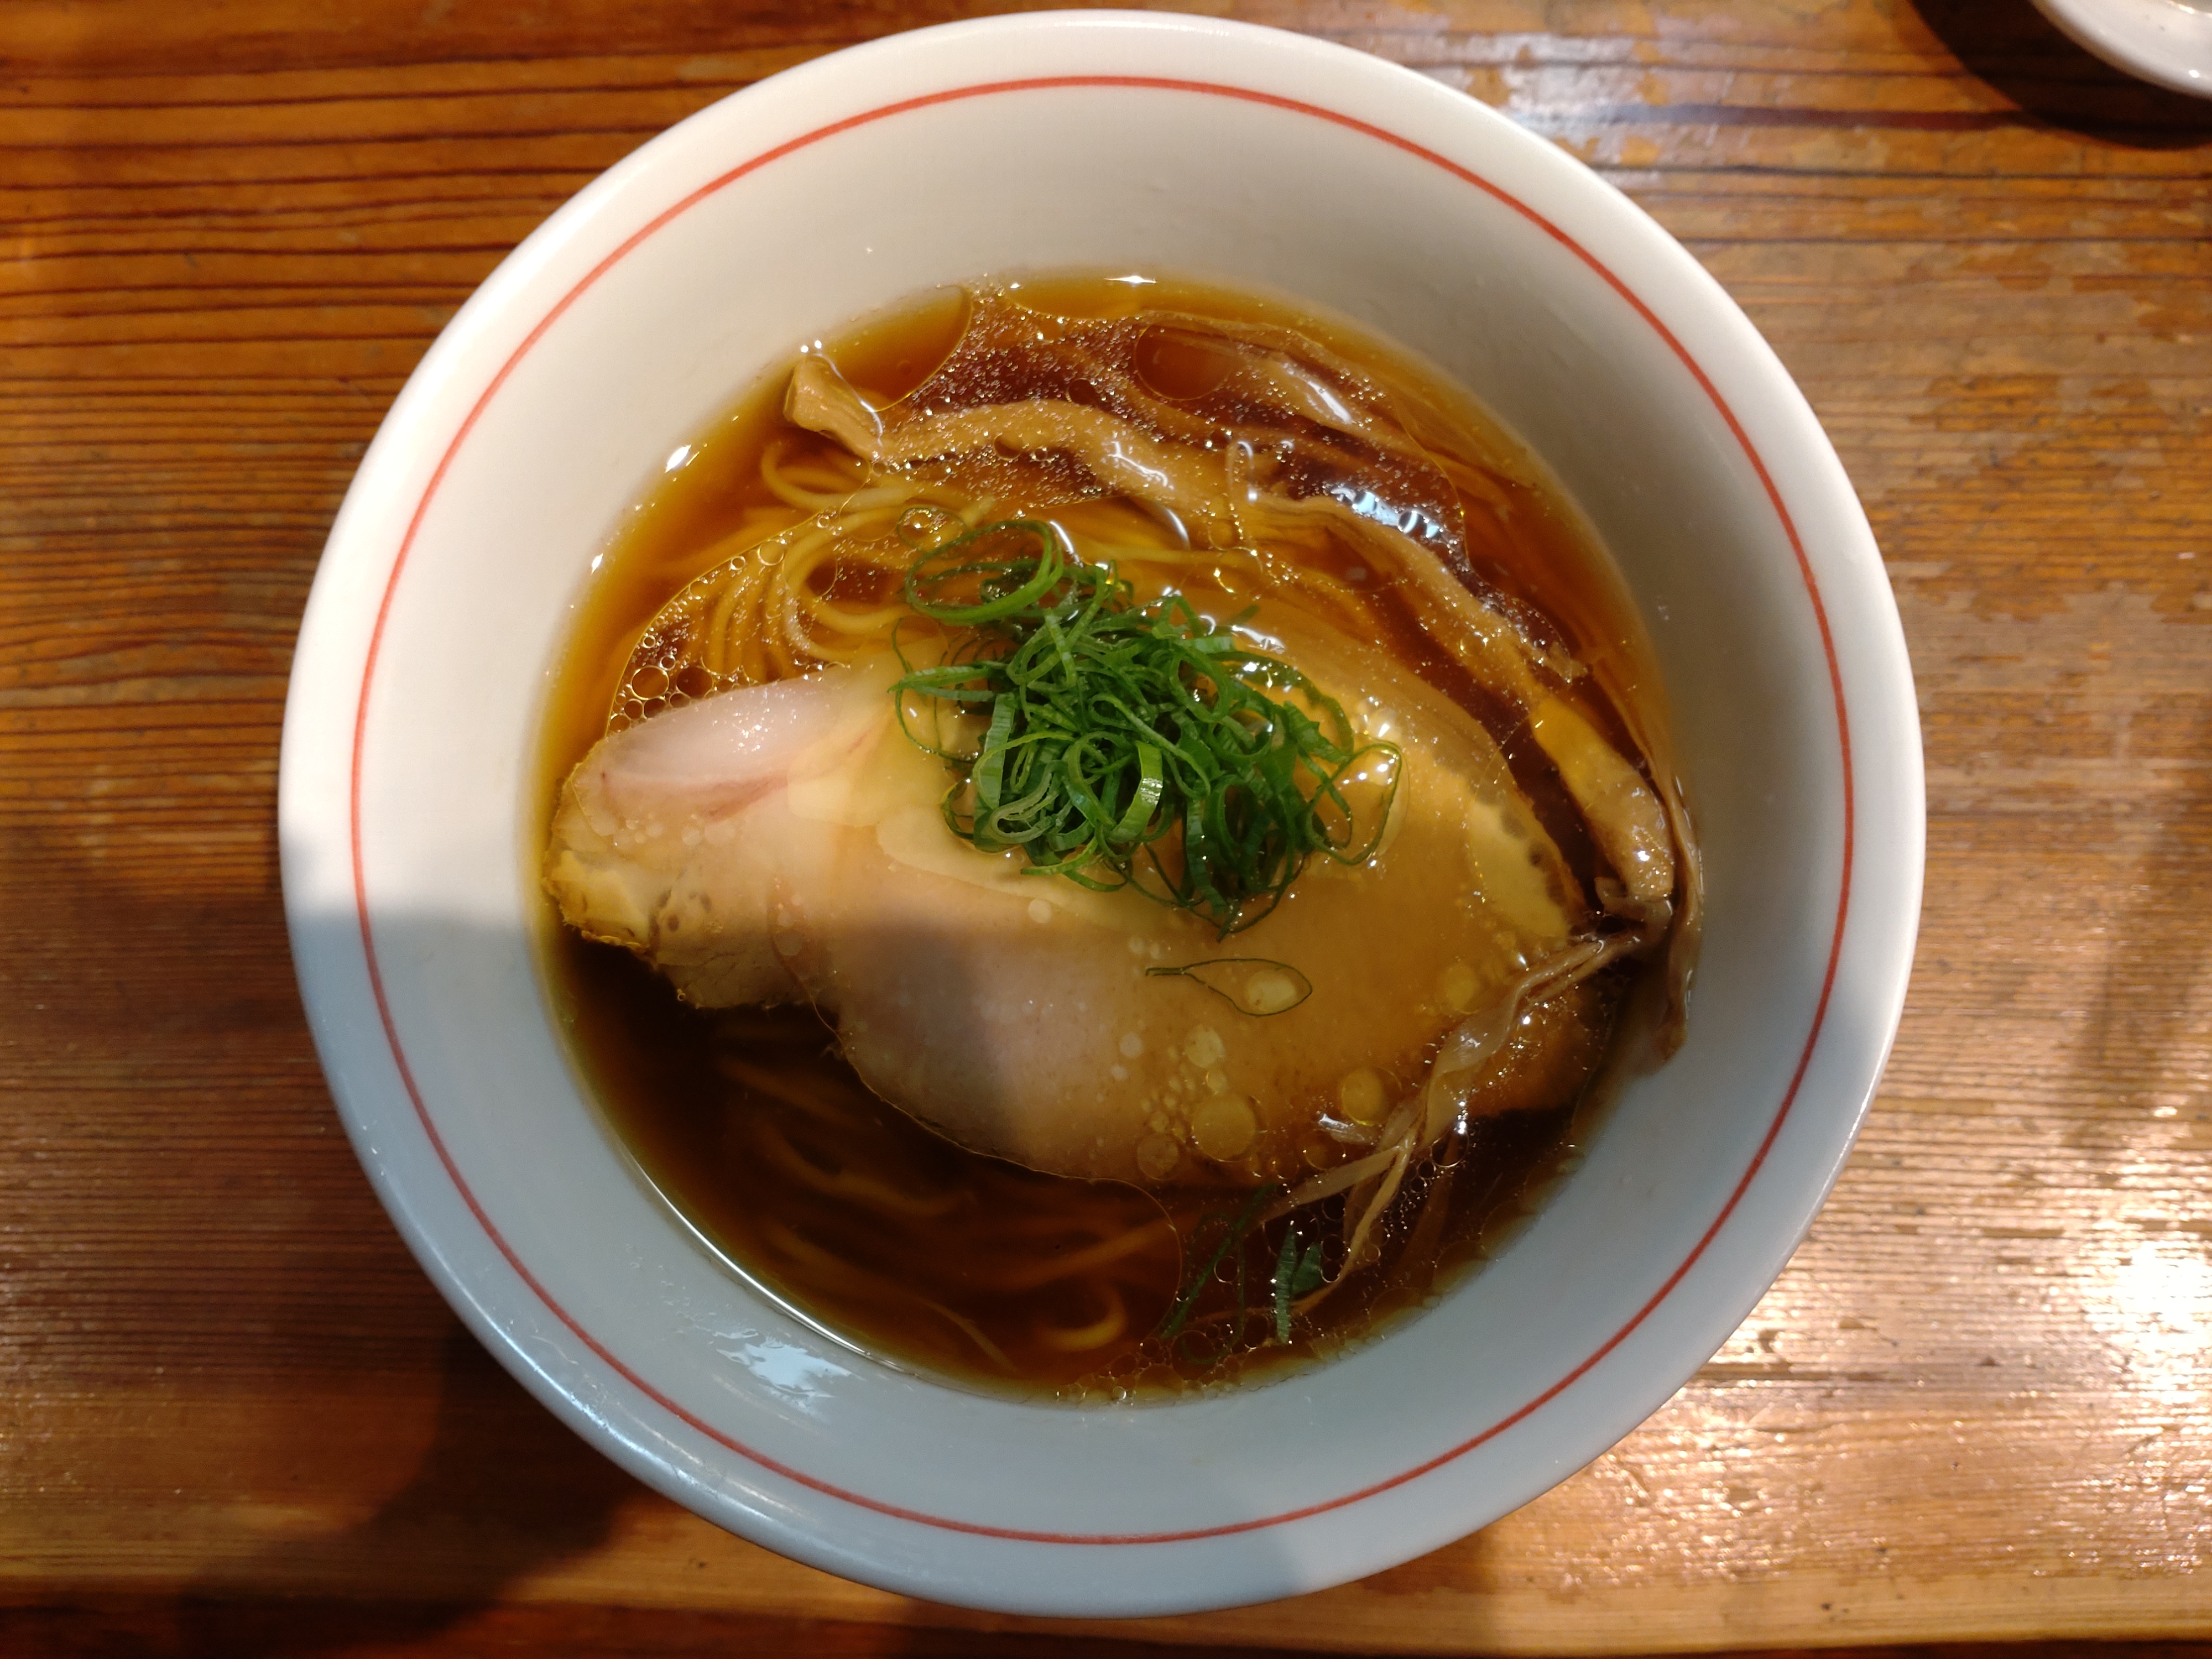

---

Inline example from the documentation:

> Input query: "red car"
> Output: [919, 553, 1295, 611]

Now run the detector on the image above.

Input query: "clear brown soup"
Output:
[537, 273, 1665, 1397]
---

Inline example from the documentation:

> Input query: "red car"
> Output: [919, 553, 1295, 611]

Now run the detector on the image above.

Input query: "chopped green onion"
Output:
[1272, 1225, 1327, 1343]
[890, 519, 1402, 935]
[1157, 1183, 1278, 1345]
[1144, 958, 1314, 1018]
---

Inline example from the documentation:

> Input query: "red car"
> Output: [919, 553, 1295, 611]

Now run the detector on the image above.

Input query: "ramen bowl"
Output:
[279, 11, 1922, 1617]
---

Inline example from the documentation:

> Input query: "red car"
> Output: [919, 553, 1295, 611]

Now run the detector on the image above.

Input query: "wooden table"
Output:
[4, 1, 2209, 1652]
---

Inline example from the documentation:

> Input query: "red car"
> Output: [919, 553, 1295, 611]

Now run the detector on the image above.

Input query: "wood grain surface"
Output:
[3, 1, 2209, 1653]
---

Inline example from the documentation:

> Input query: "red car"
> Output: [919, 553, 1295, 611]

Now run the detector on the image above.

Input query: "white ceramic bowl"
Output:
[2033, 0, 2212, 99]
[279, 12, 1923, 1617]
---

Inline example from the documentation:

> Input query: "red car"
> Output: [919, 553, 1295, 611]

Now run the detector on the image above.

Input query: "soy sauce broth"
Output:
[535, 272, 1661, 1397]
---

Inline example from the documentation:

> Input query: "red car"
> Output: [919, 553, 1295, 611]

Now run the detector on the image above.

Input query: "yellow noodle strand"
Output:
[752, 1117, 964, 1220]
[714, 1056, 876, 1132]
[922, 1301, 1016, 1372]
[980, 1218, 1178, 1292]
[760, 437, 867, 511]
[1034, 1282, 1128, 1353]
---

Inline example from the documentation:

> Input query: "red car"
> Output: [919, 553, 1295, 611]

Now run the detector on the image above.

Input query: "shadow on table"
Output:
[152, 1308, 1474, 1657]
[1913, 0, 2212, 146]
[2075, 688, 2212, 1154]
[175, 1322, 639, 1656]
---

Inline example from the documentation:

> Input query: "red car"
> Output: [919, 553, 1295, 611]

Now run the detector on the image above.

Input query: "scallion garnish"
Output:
[889, 519, 1401, 934]
[1142, 957, 1313, 1017]
[1272, 1224, 1327, 1343]
[1157, 1183, 1278, 1346]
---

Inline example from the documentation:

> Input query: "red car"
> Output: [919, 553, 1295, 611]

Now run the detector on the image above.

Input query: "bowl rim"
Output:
[2031, 0, 2212, 100]
[283, 7, 1924, 1610]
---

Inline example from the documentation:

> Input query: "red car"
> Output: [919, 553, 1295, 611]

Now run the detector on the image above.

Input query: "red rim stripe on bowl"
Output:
[345, 75, 1854, 1546]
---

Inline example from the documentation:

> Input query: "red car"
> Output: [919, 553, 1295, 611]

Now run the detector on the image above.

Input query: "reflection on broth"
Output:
[537, 272, 1699, 1396]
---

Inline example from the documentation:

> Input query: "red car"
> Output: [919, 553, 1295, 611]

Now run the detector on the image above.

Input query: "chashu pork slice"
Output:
[544, 607, 1594, 1187]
